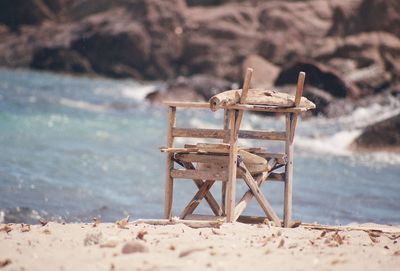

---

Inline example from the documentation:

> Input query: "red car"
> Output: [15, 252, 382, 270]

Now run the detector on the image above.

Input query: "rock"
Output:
[242, 55, 280, 88]
[257, 0, 336, 65]
[186, 0, 224, 6]
[1, 0, 400, 103]
[0, 0, 57, 30]
[314, 32, 400, 94]
[71, 11, 151, 78]
[180, 3, 259, 81]
[31, 47, 93, 73]
[303, 86, 334, 116]
[329, 0, 400, 37]
[121, 241, 148, 254]
[275, 61, 360, 98]
[352, 113, 400, 151]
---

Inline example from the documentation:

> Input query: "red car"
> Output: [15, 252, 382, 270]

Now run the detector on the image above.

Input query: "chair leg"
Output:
[180, 161, 221, 216]
[180, 180, 215, 219]
[284, 113, 295, 227]
[237, 160, 280, 226]
[226, 110, 238, 222]
[221, 182, 226, 216]
[234, 159, 277, 221]
[164, 154, 174, 219]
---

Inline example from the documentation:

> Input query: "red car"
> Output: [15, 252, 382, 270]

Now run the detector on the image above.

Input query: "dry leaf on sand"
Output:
[116, 216, 130, 229]
[278, 239, 285, 248]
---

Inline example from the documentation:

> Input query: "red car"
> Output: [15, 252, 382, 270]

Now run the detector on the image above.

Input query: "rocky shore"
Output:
[0, 0, 399, 150]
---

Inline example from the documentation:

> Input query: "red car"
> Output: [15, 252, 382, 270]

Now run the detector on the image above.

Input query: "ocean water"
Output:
[0, 68, 399, 225]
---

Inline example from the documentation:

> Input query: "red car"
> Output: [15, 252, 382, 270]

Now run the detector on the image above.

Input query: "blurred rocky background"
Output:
[0, 0, 399, 150]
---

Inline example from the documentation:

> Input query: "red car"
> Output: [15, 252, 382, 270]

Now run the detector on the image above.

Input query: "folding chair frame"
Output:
[162, 72, 306, 227]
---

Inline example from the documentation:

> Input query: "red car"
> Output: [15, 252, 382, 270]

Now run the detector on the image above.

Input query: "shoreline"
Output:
[1, 221, 399, 271]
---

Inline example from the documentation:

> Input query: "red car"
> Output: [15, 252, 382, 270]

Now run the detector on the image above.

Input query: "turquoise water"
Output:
[0, 68, 399, 225]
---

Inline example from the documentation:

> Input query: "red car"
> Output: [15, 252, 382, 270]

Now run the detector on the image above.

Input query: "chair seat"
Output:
[175, 148, 269, 175]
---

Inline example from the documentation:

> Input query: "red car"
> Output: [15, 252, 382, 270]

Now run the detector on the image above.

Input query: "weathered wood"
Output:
[239, 130, 286, 141]
[294, 72, 305, 106]
[284, 113, 294, 227]
[234, 159, 277, 221]
[163, 101, 210, 109]
[234, 68, 253, 136]
[209, 88, 315, 111]
[255, 152, 287, 165]
[171, 169, 228, 181]
[133, 218, 225, 229]
[180, 161, 221, 216]
[225, 104, 307, 113]
[226, 110, 238, 222]
[221, 109, 229, 215]
[160, 147, 199, 153]
[289, 72, 305, 142]
[184, 214, 226, 222]
[164, 106, 176, 219]
[172, 128, 286, 141]
[175, 153, 229, 164]
[172, 128, 226, 139]
[180, 180, 215, 219]
[237, 160, 280, 226]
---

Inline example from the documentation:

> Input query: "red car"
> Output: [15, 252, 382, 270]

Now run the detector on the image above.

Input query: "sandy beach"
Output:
[1, 221, 399, 271]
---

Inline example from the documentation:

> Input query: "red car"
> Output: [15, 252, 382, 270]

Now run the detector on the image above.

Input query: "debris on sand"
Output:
[121, 241, 148, 254]
[179, 247, 207, 258]
[116, 216, 130, 229]
[136, 230, 148, 241]
[20, 224, 31, 233]
[39, 218, 48, 226]
[0, 225, 12, 234]
[0, 258, 12, 267]
[93, 217, 101, 228]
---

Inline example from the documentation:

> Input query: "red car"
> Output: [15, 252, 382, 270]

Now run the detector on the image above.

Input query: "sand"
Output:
[0, 221, 399, 271]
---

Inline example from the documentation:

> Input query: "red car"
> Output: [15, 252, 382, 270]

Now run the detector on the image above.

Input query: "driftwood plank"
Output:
[172, 127, 286, 141]
[171, 169, 228, 182]
[133, 218, 224, 229]
[209, 86, 315, 111]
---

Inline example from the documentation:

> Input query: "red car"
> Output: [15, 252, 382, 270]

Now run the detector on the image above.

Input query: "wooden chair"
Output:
[161, 69, 314, 227]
